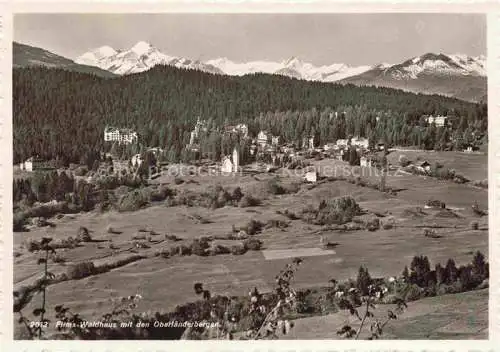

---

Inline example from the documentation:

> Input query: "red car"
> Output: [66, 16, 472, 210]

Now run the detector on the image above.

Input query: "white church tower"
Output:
[232, 147, 239, 173]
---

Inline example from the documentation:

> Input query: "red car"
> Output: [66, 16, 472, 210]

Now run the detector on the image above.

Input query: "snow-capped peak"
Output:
[131, 41, 154, 56]
[388, 52, 486, 79]
[95, 45, 117, 58]
[75, 43, 486, 83]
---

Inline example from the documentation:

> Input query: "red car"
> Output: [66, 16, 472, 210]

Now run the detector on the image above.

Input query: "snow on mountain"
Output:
[388, 53, 486, 80]
[76, 42, 372, 81]
[76, 41, 224, 75]
[340, 52, 487, 103]
[75, 44, 486, 94]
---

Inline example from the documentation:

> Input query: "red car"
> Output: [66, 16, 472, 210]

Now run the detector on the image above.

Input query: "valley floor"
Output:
[13, 152, 488, 339]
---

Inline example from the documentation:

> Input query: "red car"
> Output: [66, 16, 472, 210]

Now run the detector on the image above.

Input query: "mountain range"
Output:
[13, 41, 487, 102]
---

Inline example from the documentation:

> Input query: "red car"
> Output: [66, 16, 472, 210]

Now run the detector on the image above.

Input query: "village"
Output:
[16, 113, 483, 186]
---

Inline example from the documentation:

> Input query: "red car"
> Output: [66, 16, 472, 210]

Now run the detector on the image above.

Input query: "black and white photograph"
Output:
[10, 11, 491, 341]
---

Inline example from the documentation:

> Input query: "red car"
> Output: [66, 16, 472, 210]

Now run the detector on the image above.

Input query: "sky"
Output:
[14, 13, 486, 66]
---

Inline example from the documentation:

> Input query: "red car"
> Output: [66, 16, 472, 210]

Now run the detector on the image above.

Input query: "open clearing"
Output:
[287, 288, 488, 339]
[13, 151, 488, 338]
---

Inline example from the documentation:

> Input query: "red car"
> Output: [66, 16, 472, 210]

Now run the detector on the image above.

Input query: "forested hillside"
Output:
[13, 65, 487, 164]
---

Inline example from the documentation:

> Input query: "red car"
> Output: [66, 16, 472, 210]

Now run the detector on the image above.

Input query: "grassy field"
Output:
[287, 288, 488, 339]
[13, 151, 488, 339]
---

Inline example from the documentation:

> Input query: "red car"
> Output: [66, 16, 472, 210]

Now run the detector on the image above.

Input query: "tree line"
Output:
[13, 66, 487, 164]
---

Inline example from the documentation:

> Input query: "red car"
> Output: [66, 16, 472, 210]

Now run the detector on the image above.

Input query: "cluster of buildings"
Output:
[104, 126, 138, 145]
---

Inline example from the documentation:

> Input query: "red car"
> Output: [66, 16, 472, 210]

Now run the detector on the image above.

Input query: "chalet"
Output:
[304, 170, 318, 183]
[350, 137, 369, 150]
[323, 143, 336, 151]
[425, 115, 447, 127]
[221, 147, 240, 173]
[22, 156, 47, 172]
[104, 126, 138, 145]
[224, 123, 249, 138]
[336, 139, 349, 148]
[257, 131, 269, 147]
[221, 156, 233, 173]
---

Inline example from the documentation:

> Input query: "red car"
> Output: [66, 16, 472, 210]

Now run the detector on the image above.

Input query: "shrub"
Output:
[470, 221, 479, 230]
[117, 189, 151, 212]
[242, 219, 264, 236]
[267, 178, 287, 195]
[399, 155, 411, 167]
[230, 244, 247, 255]
[191, 238, 210, 256]
[238, 195, 261, 208]
[76, 226, 92, 242]
[243, 238, 263, 251]
[400, 283, 423, 302]
[232, 187, 244, 203]
[381, 216, 396, 230]
[364, 217, 380, 231]
[265, 219, 289, 230]
[356, 266, 372, 296]
[151, 186, 174, 202]
[314, 196, 361, 225]
[278, 209, 299, 220]
[472, 179, 488, 189]
[207, 244, 231, 256]
[67, 261, 96, 280]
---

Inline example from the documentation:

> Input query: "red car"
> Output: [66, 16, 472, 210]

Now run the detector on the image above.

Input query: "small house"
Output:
[336, 139, 349, 148]
[304, 170, 318, 183]
[271, 136, 280, 146]
[257, 130, 269, 147]
[23, 156, 51, 172]
[221, 156, 233, 173]
[351, 137, 369, 150]
[425, 115, 447, 127]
